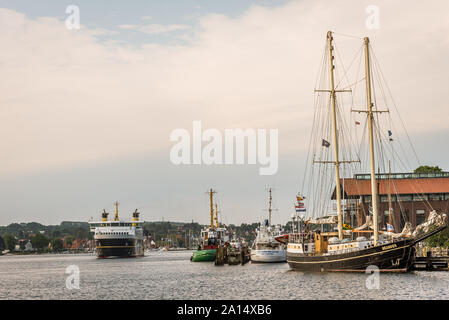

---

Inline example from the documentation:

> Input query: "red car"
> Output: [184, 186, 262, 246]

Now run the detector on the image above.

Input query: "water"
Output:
[1, 251, 449, 300]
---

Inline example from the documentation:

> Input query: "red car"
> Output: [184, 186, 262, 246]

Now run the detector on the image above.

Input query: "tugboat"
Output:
[286, 31, 447, 272]
[89, 202, 144, 258]
[191, 189, 230, 262]
[251, 188, 286, 263]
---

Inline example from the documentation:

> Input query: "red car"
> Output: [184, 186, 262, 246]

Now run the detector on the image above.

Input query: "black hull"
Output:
[287, 239, 415, 271]
[95, 238, 144, 258]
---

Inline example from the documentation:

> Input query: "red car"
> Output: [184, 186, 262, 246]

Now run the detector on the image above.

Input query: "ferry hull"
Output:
[191, 249, 216, 262]
[287, 239, 415, 271]
[251, 250, 286, 263]
[95, 238, 144, 258]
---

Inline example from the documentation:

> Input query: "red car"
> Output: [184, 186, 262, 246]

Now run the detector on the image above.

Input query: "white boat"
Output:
[251, 189, 286, 263]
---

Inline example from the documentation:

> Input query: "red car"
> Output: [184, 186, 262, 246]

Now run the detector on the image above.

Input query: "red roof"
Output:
[341, 177, 449, 196]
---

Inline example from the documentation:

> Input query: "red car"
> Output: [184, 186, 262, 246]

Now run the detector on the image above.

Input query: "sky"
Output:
[0, 0, 449, 226]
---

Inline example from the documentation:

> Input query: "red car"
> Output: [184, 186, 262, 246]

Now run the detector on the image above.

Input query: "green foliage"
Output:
[50, 238, 64, 251]
[414, 165, 443, 173]
[31, 233, 50, 250]
[64, 236, 74, 246]
[425, 225, 449, 248]
[0, 236, 5, 251]
[3, 234, 17, 251]
[0, 221, 91, 240]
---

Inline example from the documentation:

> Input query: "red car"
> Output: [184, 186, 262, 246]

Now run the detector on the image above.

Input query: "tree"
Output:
[50, 238, 64, 252]
[425, 225, 449, 248]
[31, 233, 49, 250]
[414, 166, 443, 173]
[3, 234, 17, 251]
[64, 236, 74, 246]
[0, 236, 5, 251]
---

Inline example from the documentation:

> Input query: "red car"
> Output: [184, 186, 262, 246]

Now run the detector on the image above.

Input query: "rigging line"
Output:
[334, 43, 364, 90]
[371, 47, 421, 166]
[333, 31, 364, 40]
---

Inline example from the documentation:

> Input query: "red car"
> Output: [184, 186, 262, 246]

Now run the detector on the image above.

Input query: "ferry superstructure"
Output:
[89, 202, 144, 258]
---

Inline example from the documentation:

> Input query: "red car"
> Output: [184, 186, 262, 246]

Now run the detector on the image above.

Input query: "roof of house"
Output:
[340, 177, 449, 196]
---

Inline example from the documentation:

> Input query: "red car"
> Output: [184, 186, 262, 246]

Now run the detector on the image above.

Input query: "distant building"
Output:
[24, 241, 33, 251]
[333, 172, 449, 232]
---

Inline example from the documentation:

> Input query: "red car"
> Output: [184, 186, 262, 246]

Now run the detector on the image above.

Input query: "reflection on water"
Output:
[1, 251, 448, 299]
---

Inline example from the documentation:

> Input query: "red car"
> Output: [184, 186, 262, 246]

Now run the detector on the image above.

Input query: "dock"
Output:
[411, 256, 449, 271]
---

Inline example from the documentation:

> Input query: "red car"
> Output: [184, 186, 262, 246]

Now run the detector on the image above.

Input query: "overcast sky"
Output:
[0, 0, 448, 226]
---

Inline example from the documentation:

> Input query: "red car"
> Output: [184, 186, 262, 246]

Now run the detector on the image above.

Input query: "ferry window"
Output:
[364, 195, 372, 203]
[445, 194, 449, 200]
[380, 196, 388, 202]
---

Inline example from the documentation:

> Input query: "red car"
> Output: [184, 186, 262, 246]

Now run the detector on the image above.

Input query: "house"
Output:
[333, 172, 449, 232]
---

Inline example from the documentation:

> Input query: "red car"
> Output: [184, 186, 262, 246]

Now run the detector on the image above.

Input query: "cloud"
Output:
[1, 0, 449, 179]
[118, 23, 190, 34]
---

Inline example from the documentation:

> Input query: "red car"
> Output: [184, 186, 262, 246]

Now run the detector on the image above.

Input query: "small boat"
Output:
[191, 189, 230, 262]
[251, 189, 286, 263]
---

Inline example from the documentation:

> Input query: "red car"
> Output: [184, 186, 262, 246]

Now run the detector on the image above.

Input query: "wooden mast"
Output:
[327, 31, 344, 240]
[364, 36, 379, 246]
[388, 160, 392, 225]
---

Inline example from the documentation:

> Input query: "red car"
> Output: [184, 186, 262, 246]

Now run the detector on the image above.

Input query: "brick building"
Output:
[333, 172, 449, 232]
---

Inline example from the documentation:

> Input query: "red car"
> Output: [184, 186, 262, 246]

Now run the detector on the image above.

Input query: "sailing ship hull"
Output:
[95, 238, 144, 258]
[191, 249, 216, 262]
[287, 239, 415, 271]
[251, 250, 286, 263]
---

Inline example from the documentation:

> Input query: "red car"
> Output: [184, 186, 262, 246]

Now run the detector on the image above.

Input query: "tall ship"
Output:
[191, 189, 230, 262]
[251, 188, 286, 263]
[286, 31, 447, 272]
[89, 202, 144, 258]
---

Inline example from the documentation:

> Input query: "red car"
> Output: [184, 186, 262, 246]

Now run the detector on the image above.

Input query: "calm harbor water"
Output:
[1, 250, 449, 300]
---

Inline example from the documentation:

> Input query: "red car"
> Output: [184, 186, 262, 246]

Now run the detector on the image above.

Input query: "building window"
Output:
[429, 194, 444, 201]
[398, 195, 412, 202]
[416, 210, 426, 225]
[445, 194, 449, 200]
[413, 194, 428, 202]
[364, 195, 372, 203]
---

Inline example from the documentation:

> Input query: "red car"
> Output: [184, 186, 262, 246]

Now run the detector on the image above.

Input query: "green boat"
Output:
[191, 249, 216, 262]
[191, 188, 230, 262]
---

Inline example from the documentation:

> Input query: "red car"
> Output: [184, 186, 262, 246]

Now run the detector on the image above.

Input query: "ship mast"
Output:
[209, 189, 216, 228]
[215, 203, 219, 228]
[114, 201, 119, 221]
[364, 37, 379, 246]
[268, 188, 273, 226]
[327, 31, 344, 240]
